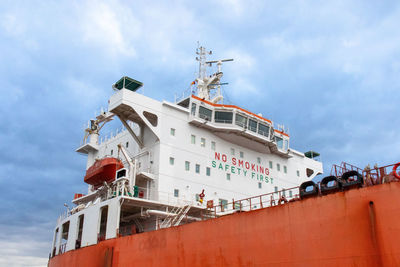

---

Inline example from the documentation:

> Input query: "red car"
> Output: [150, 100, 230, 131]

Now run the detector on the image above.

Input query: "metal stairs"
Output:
[159, 205, 191, 229]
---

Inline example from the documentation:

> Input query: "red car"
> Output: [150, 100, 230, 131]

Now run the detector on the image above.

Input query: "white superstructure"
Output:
[50, 46, 323, 257]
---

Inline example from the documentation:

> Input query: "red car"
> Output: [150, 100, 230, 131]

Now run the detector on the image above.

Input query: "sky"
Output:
[0, 0, 399, 266]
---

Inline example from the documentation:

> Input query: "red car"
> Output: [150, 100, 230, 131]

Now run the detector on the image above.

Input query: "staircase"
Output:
[159, 205, 191, 229]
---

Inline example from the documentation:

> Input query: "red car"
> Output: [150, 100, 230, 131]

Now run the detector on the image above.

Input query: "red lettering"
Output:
[251, 164, 256, 171]
[215, 152, 220, 160]
[245, 162, 250, 169]
[260, 167, 264, 174]
[222, 154, 227, 162]
[232, 157, 237, 165]
[238, 160, 244, 167]
[265, 168, 269, 175]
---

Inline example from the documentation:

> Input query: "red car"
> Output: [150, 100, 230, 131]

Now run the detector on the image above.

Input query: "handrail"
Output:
[207, 186, 300, 218]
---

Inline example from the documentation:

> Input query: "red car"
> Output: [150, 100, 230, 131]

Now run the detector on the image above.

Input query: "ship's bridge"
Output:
[182, 95, 290, 157]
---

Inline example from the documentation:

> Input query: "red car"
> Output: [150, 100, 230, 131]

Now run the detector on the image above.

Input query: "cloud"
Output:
[0, 0, 400, 265]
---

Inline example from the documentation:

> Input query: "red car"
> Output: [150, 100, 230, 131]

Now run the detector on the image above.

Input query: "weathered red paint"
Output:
[49, 182, 400, 267]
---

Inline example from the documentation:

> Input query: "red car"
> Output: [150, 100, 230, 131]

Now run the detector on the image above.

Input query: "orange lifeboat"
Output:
[84, 158, 124, 188]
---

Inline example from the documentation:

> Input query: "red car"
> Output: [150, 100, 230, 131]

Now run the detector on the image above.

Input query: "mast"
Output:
[195, 45, 233, 103]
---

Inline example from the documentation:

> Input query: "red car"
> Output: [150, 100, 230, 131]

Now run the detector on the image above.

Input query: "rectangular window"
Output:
[126, 142, 129, 148]
[215, 111, 233, 123]
[201, 138, 206, 147]
[99, 206, 108, 242]
[240, 151, 244, 158]
[249, 119, 257, 132]
[191, 103, 197, 116]
[185, 161, 190, 171]
[170, 128, 175, 136]
[289, 190, 293, 198]
[219, 199, 228, 210]
[284, 140, 289, 150]
[277, 163, 281, 171]
[60, 221, 70, 253]
[274, 186, 278, 193]
[111, 149, 113, 156]
[226, 173, 231, 180]
[231, 148, 235, 155]
[257, 157, 261, 164]
[258, 182, 262, 189]
[169, 157, 175, 165]
[275, 136, 283, 149]
[211, 141, 216, 150]
[258, 123, 270, 137]
[282, 189, 286, 197]
[297, 170, 300, 177]
[235, 113, 247, 128]
[284, 166, 287, 173]
[174, 189, 179, 197]
[76, 215, 84, 249]
[199, 106, 212, 121]
[191, 135, 196, 144]
[206, 167, 211, 176]
[195, 164, 200, 174]
[269, 161, 273, 169]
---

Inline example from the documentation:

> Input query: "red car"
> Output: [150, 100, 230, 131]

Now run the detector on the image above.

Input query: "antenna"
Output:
[194, 45, 233, 103]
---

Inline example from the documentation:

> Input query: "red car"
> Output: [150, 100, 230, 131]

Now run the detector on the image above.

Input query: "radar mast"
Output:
[195, 45, 233, 103]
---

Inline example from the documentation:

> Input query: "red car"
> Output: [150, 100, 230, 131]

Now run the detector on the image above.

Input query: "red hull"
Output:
[84, 158, 123, 187]
[49, 182, 400, 267]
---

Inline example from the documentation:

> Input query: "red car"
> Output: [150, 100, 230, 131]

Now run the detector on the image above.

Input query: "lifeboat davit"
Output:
[84, 157, 124, 188]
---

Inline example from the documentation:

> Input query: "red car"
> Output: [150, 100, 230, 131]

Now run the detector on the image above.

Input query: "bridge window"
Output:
[98, 206, 108, 242]
[297, 170, 300, 177]
[191, 135, 196, 144]
[240, 151, 244, 158]
[169, 157, 175, 165]
[206, 167, 211, 176]
[269, 161, 273, 169]
[257, 157, 261, 164]
[226, 173, 231, 180]
[277, 163, 281, 171]
[199, 106, 212, 121]
[215, 111, 233, 123]
[174, 189, 179, 197]
[283, 166, 287, 173]
[249, 119, 257, 132]
[275, 137, 283, 149]
[258, 182, 262, 189]
[211, 141, 216, 150]
[170, 128, 175, 136]
[258, 123, 270, 137]
[231, 148, 235, 155]
[235, 113, 247, 128]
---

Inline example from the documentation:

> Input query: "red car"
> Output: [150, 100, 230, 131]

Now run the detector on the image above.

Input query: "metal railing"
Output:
[207, 187, 300, 218]
[363, 162, 399, 184]
[331, 162, 363, 177]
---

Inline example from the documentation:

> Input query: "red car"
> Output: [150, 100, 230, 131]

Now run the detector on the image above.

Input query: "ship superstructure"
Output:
[50, 47, 323, 257]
